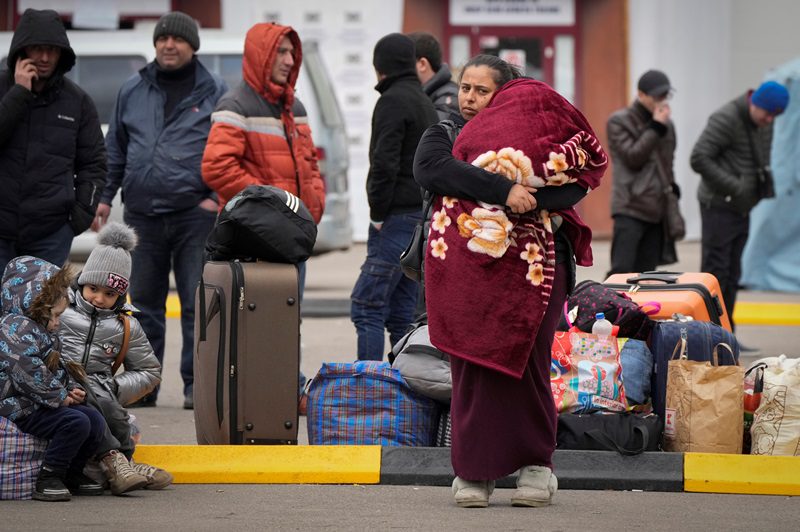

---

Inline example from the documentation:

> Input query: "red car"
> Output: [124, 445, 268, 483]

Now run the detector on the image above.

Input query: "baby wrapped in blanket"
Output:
[425, 78, 608, 378]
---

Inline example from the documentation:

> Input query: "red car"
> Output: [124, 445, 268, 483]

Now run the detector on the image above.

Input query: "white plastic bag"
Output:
[750, 355, 800, 456]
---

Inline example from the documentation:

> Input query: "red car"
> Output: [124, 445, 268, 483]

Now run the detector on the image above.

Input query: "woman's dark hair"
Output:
[458, 54, 522, 88]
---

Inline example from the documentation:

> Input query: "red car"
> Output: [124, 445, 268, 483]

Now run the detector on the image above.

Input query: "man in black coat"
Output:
[350, 33, 438, 361]
[607, 70, 679, 274]
[0, 8, 106, 273]
[691, 80, 789, 326]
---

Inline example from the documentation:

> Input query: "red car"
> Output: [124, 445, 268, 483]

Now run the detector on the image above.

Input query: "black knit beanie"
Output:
[373, 33, 416, 76]
[153, 11, 200, 51]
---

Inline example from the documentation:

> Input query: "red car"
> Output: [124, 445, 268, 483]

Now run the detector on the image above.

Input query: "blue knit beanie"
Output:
[751, 81, 789, 115]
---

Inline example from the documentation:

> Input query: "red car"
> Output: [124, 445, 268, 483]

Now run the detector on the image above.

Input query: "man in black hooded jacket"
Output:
[350, 33, 438, 361]
[0, 8, 106, 273]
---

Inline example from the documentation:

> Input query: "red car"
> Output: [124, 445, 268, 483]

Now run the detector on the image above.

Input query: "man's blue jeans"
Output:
[124, 206, 216, 398]
[0, 224, 74, 274]
[350, 211, 421, 361]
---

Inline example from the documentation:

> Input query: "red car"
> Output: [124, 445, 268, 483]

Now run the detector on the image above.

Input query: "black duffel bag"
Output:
[205, 185, 317, 264]
[556, 412, 663, 456]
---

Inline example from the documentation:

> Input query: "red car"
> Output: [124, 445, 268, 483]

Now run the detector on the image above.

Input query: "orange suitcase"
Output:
[603, 271, 732, 332]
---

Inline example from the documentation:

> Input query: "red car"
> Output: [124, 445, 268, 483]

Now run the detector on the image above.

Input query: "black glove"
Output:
[68, 202, 95, 235]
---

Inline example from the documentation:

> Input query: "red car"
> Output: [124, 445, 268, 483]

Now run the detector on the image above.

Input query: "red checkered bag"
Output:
[0, 416, 47, 500]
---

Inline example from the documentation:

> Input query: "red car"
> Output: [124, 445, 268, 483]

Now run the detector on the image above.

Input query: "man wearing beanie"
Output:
[0, 8, 106, 274]
[691, 80, 790, 328]
[349, 33, 437, 361]
[95, 11, 227, 408]
[607, 69, 681, 274]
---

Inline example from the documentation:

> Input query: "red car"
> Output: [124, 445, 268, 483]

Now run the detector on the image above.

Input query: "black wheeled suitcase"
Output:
[194, 260, 299, 444]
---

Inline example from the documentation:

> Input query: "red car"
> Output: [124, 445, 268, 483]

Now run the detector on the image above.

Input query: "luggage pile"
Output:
[554, 270, 799, 456]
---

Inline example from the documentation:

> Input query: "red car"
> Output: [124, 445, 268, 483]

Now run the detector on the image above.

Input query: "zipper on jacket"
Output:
[81, 309, 99, 367]
[283, 123, 303, 197]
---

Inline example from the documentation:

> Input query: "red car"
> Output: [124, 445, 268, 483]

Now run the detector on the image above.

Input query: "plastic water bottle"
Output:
[592, 312, 613, 343]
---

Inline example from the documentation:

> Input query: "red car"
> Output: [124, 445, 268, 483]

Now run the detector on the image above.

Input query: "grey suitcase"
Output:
[194, 260, 299, 444]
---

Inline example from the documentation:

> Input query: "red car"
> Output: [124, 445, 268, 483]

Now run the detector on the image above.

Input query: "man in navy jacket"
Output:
[95, 12, 227, 409]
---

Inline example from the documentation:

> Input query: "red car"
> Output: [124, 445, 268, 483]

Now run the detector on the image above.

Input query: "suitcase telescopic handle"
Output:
[198, 271, 207, 342]
[625, 272, 681, 284]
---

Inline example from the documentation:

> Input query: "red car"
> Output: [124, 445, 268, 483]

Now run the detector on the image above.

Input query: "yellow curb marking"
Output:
[166, 295, 800, 326]
[733, 302, 800, 326]
[134, 445, 382, 484]
[684, 452, 800, 496]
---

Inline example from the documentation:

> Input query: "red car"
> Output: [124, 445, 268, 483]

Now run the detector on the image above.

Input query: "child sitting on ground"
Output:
[0, 256, 108, 501]
[58, 222, 172, 491]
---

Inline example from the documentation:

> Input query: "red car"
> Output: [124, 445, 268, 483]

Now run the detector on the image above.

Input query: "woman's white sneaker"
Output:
[511, 466, 557, 507]
[452, 477, 495, 508]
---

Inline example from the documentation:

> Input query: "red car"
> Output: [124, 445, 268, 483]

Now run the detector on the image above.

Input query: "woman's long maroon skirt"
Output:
[449, 263, 568, 481]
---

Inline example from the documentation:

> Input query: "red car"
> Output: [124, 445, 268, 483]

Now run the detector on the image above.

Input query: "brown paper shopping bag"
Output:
[664, 335, 744, 454]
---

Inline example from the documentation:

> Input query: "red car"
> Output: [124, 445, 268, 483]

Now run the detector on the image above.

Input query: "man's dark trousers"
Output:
[700, 204, 749, 329]
[124, 206, 216, 400]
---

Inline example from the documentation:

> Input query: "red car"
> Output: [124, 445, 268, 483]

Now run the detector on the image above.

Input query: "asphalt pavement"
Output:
[3, 485, 798, 531]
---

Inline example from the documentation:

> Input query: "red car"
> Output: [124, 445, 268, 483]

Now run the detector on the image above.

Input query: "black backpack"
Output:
[205, 185, 317, 264]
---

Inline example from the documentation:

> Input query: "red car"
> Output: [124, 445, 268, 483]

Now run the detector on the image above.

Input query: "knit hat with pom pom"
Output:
[78, 222, 138, 295]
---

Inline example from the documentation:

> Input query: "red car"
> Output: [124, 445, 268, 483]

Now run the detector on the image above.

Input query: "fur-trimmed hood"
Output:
[1, 255, 72, 327]
[0, 256, 74, 421]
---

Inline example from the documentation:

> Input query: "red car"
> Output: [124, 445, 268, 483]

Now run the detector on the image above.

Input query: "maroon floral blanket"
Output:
[425, 78, 608, 378]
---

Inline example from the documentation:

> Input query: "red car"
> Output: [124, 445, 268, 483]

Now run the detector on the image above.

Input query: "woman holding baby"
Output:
[413, 55, 608, 508]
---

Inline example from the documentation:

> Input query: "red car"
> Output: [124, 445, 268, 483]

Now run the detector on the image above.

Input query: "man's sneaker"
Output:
[451, 477, 495, 508]
[100, 450, 148, 495]
[32, 466, 71, 502]
[130, 461, 174, 490]
[64, 471, 104, 496]
[511, 465, 558, 507]
[183, 392, 194, 410]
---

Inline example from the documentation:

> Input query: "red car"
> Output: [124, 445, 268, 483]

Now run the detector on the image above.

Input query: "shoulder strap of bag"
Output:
[112, 313, 131, 375]
[712, 342, 738, 367]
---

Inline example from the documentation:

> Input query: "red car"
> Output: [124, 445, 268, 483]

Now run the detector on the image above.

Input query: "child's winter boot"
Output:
[64, 470, 104, 496]
[130, 460, 174, 490]
[100, 450, 148, 495]
[32, 465, 71, 502]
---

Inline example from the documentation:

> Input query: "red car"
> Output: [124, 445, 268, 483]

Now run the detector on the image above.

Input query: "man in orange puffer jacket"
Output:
[202, 22, 325, 224]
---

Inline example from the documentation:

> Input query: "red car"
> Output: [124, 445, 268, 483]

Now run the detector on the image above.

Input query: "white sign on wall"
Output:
[449, 0, 575, 27]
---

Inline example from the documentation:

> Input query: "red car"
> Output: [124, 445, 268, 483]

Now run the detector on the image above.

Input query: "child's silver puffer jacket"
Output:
[59, 286, 161, 407]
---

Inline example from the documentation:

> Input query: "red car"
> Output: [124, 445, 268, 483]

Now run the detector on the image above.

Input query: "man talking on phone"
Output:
[0, 8, 106, 274]
[607, 69, 679, 274]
